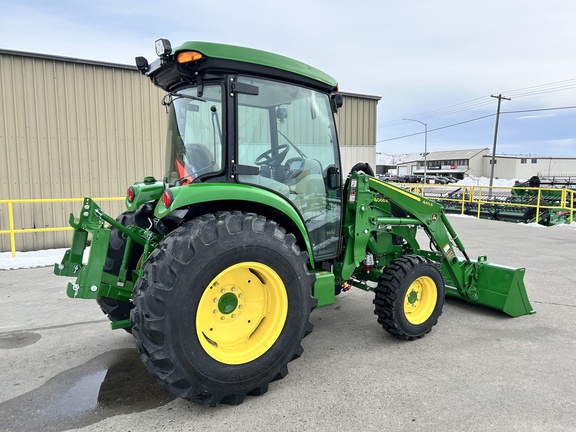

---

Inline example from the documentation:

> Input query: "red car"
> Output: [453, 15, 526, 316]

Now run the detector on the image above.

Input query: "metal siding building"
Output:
[336, 92, 381, 175]
[392, 148, 489, 179]
[0, 50, 379, 252]
[0, 50, 166, 252]
[482, 155, 576, 179]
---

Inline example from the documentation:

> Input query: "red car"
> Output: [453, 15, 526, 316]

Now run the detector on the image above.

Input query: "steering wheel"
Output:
[254, 144, 289, 167]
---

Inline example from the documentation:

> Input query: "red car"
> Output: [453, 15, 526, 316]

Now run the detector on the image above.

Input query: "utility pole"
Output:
[489, 94, 511, 189]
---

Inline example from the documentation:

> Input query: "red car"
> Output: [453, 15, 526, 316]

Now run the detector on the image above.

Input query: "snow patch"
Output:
[1, 248, 73, 270]
[455, 176, 520, 187]
[522, 223, 547, 229]
[376, 152, 422, 165]
[445, 214, 478, 219]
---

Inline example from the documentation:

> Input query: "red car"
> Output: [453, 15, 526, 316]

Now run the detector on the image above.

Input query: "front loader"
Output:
[55, 39, 534, 407]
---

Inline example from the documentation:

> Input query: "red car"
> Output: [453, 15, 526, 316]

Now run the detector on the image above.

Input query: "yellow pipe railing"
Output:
[567, 189, 571, 223]
[2, 187, 575, 258]
[0, 197, 123, 257]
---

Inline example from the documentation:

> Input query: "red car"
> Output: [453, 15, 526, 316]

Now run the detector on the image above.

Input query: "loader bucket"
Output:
[445, 258, 535, 317]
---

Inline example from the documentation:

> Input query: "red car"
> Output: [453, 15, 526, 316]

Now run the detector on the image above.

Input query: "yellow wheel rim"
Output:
[196, 262, 288, 365]
[403, 276, 437, 325]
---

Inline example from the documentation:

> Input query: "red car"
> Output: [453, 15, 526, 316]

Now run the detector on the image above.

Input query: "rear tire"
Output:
[131, 211, 316, 406]
[373, 255, 445, 340]
[97, 203, 153, 331]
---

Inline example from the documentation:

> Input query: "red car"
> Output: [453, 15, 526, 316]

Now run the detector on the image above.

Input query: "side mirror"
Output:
[330, 94, 344, 113]
[135, 56, 149, 74]
[326, 165, 341, 189]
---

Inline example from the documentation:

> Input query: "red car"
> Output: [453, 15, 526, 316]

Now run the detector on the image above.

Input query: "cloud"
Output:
[546, 138, 576, 147]
[515, 114, 557, 120]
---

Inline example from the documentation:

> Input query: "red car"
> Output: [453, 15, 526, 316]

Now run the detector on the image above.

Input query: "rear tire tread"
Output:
[132, 211, 316, 406]
[97, 204, 154, 331]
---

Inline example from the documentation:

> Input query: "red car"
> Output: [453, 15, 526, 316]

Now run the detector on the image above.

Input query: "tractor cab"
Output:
[140, 40, 344, 261]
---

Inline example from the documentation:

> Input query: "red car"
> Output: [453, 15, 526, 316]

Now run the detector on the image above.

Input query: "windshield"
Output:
[164, 85, 223, 185]
[236, 76, 341, 261]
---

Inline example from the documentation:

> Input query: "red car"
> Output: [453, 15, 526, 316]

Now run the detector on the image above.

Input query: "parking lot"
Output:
[1, 215, 575, 432]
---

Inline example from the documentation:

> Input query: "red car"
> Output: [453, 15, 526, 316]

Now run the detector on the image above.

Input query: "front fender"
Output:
[155, 183, 313, 263]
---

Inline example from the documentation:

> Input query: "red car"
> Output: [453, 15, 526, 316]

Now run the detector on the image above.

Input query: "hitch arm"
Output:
[54, 198, 162, 301]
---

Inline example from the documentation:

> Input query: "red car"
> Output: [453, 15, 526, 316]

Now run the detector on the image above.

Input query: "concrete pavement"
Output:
[0, 216, 575, 431]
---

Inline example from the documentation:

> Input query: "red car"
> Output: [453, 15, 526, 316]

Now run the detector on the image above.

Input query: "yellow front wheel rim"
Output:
[403, 276, 437, 325]
[196, 262, 288, 365]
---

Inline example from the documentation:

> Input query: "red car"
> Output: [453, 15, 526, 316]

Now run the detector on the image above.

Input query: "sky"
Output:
[1, 0, 575, 157]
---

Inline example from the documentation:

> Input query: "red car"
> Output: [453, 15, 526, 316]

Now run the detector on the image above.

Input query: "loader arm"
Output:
[338, 172, 534, 317]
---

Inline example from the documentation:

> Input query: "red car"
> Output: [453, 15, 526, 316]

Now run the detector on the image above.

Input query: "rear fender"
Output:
[155, 183, 314, 265]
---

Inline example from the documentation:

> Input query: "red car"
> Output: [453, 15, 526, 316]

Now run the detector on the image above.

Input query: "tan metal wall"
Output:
[0, 51, 379, 252]
[0, 51, 166, 252]
[335, 93, 380, 174]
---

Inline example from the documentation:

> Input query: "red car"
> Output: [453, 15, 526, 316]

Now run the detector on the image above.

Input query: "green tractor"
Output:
[55, 39, 533, 407]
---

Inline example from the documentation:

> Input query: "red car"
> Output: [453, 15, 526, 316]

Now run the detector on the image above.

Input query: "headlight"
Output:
[155, 38, 172, 57]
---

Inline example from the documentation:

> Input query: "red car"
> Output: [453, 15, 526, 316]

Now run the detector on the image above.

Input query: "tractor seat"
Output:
[185, 144, 219, 176]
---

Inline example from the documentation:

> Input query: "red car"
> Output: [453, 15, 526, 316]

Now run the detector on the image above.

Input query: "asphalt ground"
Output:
[0, 216, 575, 432]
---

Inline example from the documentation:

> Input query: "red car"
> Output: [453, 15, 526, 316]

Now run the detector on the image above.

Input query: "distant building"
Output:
[378, 147, 576, 181]
[381, 148, 489, 179]
[483, 154, 576, 180]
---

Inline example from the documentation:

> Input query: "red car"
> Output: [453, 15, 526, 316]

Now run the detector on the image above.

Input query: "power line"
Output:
[501, 78, 576, 98]
[504, 84, 576, 99]
[377, 114, 495, 143]
[380, 77, 576, 126]
[398, 96, 489, 119]
[503, 105, 576, 114]
[378, 104, 576, 143]
[414, 99, 496, 121]
[378, 98, 495, 126]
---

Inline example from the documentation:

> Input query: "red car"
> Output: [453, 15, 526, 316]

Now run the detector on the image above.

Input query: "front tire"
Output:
[131, 212, 316, 406]
[373, 255, 445, 340]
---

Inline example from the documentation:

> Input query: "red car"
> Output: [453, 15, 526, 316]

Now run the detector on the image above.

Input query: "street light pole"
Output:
[404, 118, 428, 183]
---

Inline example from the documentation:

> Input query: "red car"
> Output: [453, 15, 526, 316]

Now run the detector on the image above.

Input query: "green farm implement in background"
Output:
[425, 175, 575, 226]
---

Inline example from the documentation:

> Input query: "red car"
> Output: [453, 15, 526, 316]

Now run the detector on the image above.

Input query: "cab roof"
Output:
[174, 41, 338, 89]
